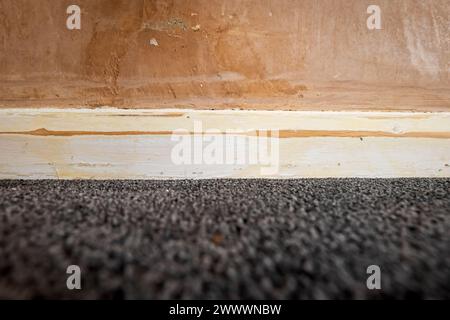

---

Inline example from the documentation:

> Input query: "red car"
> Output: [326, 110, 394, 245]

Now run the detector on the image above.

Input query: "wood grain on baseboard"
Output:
[0, 108, 449, 179]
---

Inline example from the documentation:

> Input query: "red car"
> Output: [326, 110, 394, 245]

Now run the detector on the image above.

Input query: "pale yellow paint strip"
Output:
[0, 109, 449, 179]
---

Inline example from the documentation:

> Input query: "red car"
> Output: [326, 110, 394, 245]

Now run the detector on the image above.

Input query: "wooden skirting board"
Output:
[0, 108, 449, 179]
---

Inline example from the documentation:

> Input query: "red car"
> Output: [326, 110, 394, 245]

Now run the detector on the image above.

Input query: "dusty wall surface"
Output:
[0, 0, 449, 110]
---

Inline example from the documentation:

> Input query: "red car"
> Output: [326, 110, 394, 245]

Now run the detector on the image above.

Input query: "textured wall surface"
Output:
[0, 0, 449, 109]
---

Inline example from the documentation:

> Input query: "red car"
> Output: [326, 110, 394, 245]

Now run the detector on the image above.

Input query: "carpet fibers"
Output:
[0, 179, 448, 299]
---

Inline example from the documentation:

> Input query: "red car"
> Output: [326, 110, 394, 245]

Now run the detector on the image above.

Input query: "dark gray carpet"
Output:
[0, 179, 448, 299]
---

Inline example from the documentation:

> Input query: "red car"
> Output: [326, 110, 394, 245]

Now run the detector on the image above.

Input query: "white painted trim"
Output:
[1, 108, 449, 133]
[0, 108, 449, 179]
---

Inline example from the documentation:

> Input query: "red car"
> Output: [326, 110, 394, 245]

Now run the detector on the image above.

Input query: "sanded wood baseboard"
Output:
[0, 108, 449, 179]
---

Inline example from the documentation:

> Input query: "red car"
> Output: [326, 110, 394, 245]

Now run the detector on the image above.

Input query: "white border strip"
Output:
[0, 108, 449, 179]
